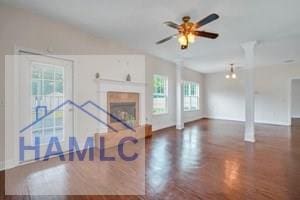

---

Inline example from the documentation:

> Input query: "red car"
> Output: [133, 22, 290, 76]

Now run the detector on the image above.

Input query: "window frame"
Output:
[152, 74, 168, 115]
[183, 81, 200, 112]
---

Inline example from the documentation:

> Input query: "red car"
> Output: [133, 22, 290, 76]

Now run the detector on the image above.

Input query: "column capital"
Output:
[241, 41, 257, 52]
[241, 41, 258, 69]
[175, 60, 184, 68]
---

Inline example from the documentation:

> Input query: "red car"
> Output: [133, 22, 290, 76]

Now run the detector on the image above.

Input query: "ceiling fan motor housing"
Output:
[182, 16, 191, 22]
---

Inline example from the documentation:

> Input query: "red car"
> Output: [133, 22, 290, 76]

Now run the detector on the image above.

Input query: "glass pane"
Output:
[184, 96, 190, 111]
[44, 115, 54, 128]
[43, 80, 54, 95]
[55, 127, 63, 141]
[43, 67, 54, 80]
[153, 96, 167, 114]
[34, 105, 47, 119]
[32, 129, 42, 137]
[184, 83, 189, 96]
[55, 68, 63, 80]
[32, 65, 42, 79]
[191, 97, 199, 110]
[55, 81, 63, 94]
[55, 111, 63, 127]
[54, 96, 64, 107]
[32, 117, 43, 129]
[191, 84, 195, 96]
[32, 79, 42, 96]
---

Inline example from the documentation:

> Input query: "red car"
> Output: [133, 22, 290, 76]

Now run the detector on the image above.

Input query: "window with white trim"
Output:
[153, 75, 168, 115]
[183, 81, 200, 111]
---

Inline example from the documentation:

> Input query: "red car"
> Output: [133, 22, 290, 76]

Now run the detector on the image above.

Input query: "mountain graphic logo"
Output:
[20, 100, 136, 134]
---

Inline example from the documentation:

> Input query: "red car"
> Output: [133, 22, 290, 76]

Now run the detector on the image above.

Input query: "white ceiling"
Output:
[2, 0, 300, 73]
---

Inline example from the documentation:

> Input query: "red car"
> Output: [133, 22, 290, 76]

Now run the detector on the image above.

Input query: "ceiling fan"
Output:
[156, 13, 219, 50]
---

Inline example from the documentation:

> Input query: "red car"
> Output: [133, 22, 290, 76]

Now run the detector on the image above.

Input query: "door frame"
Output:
[288, 77, 300, 126]
[7, 46, 75, 168]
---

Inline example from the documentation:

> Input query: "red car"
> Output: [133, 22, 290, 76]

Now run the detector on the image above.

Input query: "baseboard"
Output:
[153, 117, 205, 132]
[0, 159, 17, 171]
[205, 116, 244, 123]
[205, 116, 290, 126]
[185, 117, 207, 124]
[153, 124, 175, 132]
[255, 120, 290, 126]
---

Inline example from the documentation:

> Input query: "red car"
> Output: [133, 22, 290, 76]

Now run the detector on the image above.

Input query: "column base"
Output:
[244, 134, 255, 143]
[176, 124, 184, 130]
[244, 125, 255, 143]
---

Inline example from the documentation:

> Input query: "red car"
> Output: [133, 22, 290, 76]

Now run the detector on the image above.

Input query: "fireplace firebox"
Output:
[110, 102, 136, 123]
[107, 92, 139, 130]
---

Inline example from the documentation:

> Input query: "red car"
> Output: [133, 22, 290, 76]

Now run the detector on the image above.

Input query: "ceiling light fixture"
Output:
[178, 34, 188, 46]
[225, 64, 237, 79]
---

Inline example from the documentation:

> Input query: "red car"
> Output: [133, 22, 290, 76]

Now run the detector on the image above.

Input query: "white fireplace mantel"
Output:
[96, 78, 146, 133]
[97, 78, 146, 88]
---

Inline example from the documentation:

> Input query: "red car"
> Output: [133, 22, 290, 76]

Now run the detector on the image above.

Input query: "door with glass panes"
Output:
[18, 53, 73, 162]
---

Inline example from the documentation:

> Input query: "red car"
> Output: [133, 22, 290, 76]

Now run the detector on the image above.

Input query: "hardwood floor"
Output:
[1, 119, 300, 199]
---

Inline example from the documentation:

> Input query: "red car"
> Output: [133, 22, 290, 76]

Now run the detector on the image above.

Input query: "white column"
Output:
[241, 41, 257, 143]
[176, 63, 184, 130]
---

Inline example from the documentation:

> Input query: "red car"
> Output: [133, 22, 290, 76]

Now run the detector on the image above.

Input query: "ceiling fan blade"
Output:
[164, 21, 180, 29]
[193, 31, 219, 39]
[195, 13, 219, 28]
[156, 34, 177, 44]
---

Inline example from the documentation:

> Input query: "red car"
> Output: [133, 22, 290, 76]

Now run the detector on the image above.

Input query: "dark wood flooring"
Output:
[1, 119, 300, 199]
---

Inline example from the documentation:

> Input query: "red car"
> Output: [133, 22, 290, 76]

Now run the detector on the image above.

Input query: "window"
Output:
[183, 81, 200, 111]
[153, 75, 168, 114]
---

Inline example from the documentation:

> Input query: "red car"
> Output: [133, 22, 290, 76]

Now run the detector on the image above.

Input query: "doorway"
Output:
[291, 79, 300, 127]
[18, 52, 74, 162]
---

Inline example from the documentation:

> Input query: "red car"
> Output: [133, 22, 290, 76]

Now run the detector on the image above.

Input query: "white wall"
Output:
[1, 4, 204, 168]
[205, 64, 300, 125]
[204, 72, 245, 121]
[291, 79, 300, 118]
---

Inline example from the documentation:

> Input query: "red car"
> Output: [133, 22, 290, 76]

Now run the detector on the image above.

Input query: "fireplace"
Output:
[110, 102, 136, 123]
[107, 92, 139, 130]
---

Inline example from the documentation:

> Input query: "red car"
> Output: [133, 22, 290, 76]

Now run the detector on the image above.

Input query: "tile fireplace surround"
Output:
[97, 79, 146, 133]
[107, 91, 139, 130]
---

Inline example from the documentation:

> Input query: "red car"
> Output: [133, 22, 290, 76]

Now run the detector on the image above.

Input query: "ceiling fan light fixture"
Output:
[187, 33, 195, 43]
[157, 13, 219, 50]
[178, 35, 188, 46]
[226, 64, 237, 79]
